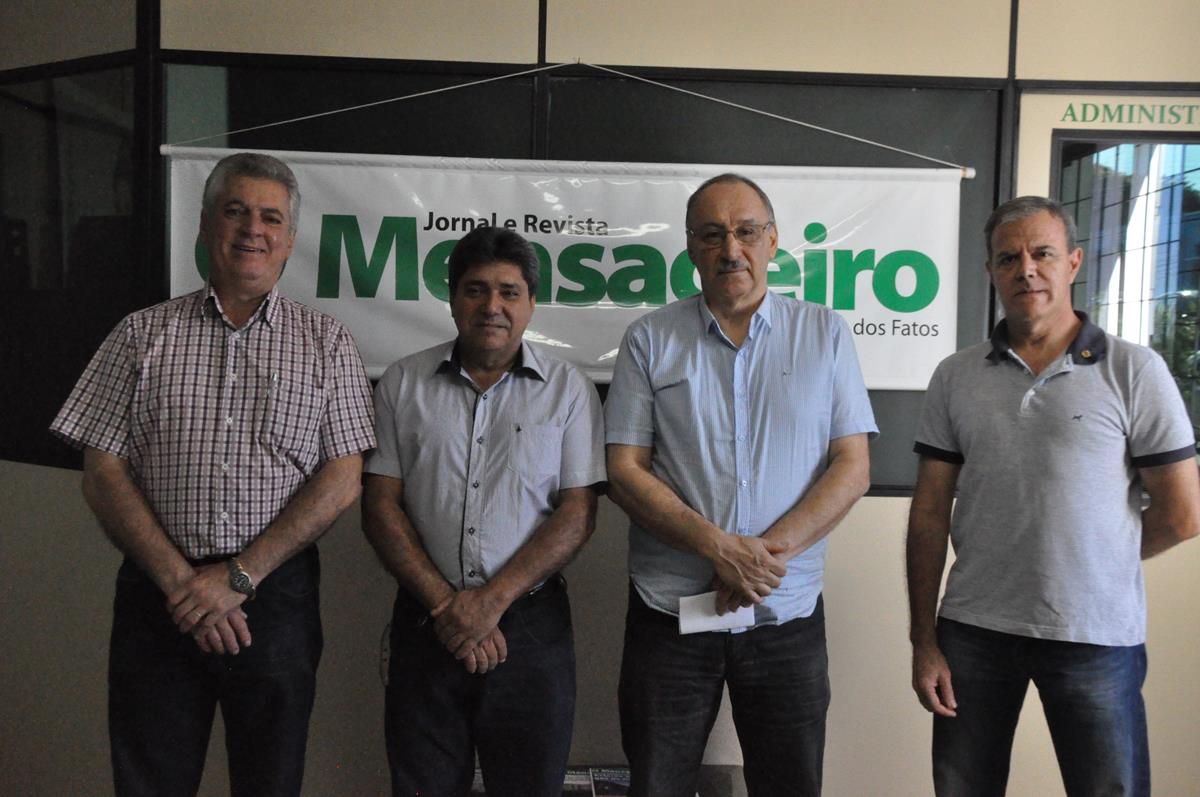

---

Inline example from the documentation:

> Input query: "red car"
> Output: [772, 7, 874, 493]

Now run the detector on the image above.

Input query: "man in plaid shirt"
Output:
[51, 152, 375, 797]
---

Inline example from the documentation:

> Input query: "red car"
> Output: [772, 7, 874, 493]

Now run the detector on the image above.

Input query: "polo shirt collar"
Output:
[986, 310, 1106, 366]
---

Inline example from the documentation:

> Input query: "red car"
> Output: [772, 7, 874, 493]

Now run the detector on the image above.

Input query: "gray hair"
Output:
[202, 152, 301, 233]
[686, 173, 776, 228]
[984, 196, 1077, 260]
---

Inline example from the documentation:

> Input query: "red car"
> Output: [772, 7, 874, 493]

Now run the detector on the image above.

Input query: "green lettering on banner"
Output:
[555, 243, 607, 306]
[317, 215, 418, 299]
[421, 239, 456, 302]
[832, 250, 875, 309]
[531, 243, 553, 304]
[802, 223, 829, 304]
[873, 250, 939, 312]
[609, 245, 666, 306]
[669, 251, 700, 299]
[194, 237, 210, 280]
[300, 214, 944, 313]
[1061, 104, 1078, 122]
[769, 249, 801, 297]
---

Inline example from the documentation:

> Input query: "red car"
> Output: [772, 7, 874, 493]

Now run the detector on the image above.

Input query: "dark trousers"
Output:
[384, 576, 576, 797]
[933, 618, 1150, 797]
[108, 547, 323, 797]
[619, 584, 830, 797]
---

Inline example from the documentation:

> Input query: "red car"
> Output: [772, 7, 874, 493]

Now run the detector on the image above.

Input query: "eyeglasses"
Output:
[686, 221, 775, 250]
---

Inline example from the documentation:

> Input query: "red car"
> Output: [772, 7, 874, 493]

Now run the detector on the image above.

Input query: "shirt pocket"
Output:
[262, 374, 324, 464]
[504, 422, 563, 481]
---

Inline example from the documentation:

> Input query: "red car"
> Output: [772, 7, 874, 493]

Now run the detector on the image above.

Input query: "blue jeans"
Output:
[933, 618, 1149, 797]
[108, 547, 323, 797]
[384, 575, 576, 797]
[619, 584, 830, 797]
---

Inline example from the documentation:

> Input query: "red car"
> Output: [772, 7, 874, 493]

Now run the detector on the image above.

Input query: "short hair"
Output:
[984, 196, 1077, 260]
[202, 152, 301, 234]
[686, 173, 776, 228]
[447, 226, 540, 298]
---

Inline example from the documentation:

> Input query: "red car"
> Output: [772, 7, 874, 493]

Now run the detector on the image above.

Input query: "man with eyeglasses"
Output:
[605, 173, 877, 796]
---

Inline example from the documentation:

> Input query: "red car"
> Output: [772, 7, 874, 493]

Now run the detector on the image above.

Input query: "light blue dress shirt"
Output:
[605, 291, 877, 627]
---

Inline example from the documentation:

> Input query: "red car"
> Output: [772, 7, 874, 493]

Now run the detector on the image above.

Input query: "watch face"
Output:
[228, 560, 254, 597]
[231, 571, 253, 594]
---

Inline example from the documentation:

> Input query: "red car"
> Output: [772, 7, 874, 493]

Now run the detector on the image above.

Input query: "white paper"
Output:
[678, 592, 755, 634]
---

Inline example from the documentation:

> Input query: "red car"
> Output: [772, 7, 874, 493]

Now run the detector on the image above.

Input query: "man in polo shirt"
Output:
[907, 195, 1200, 796]
[605, 173, 877, 797]
[50, 152, 376, 796]
[362, 225, 605, 797]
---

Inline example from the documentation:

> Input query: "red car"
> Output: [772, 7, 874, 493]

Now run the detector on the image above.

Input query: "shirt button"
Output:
[472, 481, 480, 488]
[221, 463, 229, 472]
[481, 394, 488, 401]
[468, 570, 477, 578]
[225, 416, 234, 425]
[220, 511, 229, 520]
[737, 434, 745, 441]
[476, 436, 484, 445]
[740, 479, 748, 487]
[230, 373, 238, 382]
[467, 527, 476, 535]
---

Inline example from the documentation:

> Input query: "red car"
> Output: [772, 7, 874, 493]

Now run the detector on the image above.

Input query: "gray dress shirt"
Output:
[365, 340, 606, 590]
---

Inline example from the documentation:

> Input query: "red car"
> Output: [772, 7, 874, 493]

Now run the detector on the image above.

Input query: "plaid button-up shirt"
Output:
[51, 286, 375, 558]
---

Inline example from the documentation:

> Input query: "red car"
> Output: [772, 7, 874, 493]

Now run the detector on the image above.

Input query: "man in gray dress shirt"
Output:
[362, 225, 606, 797]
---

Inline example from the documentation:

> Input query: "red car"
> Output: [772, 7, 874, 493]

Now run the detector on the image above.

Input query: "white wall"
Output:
[1017, 0, 1200, 82]
[0, 0, 135, 72]
[546, 0, 1010, 78]
[160, 1, 539, 64]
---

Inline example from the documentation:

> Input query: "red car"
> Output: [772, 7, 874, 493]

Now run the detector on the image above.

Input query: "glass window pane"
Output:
[1059, 137, 1200, 441]
[0, 66, 136, 466]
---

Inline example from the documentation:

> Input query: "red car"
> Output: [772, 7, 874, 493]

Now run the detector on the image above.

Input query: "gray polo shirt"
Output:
[365, 340, 606, 590]
[915, 314, 1194, 646]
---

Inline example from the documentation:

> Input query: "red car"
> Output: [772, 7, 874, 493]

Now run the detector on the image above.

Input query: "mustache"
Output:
[716, 258, 748, 273]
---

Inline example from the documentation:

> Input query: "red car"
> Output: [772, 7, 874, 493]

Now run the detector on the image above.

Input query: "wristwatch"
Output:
[227, 557, 257, 601]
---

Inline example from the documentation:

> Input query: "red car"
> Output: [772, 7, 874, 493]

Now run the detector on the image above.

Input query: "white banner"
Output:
[165, 147, 961, 388]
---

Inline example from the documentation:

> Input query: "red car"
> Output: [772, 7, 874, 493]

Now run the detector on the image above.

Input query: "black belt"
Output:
[407, 572, 566, 627]
[506, 572, 566, 615]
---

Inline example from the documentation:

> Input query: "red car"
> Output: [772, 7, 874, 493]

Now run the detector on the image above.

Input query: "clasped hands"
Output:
[431, 588, 509, 675]
[166, 562, 252, 656]
[710, 534, 789, 615]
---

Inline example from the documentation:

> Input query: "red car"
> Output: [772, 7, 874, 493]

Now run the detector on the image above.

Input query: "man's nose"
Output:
[239, 212, 264, 235]
[719, 230, 743, 259]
